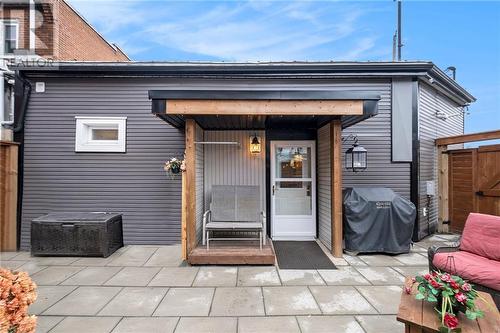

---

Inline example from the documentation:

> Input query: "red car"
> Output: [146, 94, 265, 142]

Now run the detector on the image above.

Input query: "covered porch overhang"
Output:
[149, 89, 380, 264]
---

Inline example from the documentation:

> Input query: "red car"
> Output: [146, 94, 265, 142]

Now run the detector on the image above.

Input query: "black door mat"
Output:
[273, 241, 337, 270]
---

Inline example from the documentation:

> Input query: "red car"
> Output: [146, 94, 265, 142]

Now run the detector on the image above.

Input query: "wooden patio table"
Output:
[397, 278, 500, 333]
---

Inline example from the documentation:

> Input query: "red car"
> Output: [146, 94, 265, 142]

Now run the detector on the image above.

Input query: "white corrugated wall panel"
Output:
[203, 130, 266, 211]
[317, 124, 332, 250]
[418, 82, 463, 238]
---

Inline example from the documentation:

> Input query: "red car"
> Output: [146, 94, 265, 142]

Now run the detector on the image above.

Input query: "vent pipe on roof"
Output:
[393, 0, 403, 61]
[445, 66, 457, 80]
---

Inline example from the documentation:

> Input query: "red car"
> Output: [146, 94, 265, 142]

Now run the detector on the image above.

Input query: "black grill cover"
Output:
[343, 187, 416, 254]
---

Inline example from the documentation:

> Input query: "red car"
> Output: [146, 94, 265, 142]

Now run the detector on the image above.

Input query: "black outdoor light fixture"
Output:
[250, 134, 261, 154]
[343, 134, 367, 172]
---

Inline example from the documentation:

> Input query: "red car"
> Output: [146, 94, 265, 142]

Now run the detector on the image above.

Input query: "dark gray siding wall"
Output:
[417, 82, 463, 239]
[20, 76, 410, 249]
[342, 80, 410, 198]
[20, 78, 185, 249]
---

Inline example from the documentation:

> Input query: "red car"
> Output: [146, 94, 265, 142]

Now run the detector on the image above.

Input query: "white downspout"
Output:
[29, 0, 36, 52]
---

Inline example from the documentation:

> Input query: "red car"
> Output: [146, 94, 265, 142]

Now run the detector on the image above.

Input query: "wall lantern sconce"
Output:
[343, 134, 367, 172]
[249, 134, 261, 154]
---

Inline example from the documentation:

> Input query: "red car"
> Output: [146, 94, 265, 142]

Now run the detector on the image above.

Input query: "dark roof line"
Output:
[12, 61, 475, 104]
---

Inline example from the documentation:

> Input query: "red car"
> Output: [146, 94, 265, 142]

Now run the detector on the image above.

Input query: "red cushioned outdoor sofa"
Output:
[428, 213, 500, 308]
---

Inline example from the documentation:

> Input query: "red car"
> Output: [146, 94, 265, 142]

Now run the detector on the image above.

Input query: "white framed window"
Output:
[75, 116, 127, 152]
[2, 20, 19, 54]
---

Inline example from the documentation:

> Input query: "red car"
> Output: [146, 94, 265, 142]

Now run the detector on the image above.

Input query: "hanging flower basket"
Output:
[164, 157, 185, 176]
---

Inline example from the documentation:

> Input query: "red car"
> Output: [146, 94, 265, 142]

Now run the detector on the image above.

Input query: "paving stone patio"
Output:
[0, 234, 459, 333]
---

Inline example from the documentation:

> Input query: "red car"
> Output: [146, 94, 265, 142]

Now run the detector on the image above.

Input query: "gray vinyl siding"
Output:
[343, 80, 410, 198]
[418, 82, 463, 239]
[195, 124, 204, 243]
[20, 78, 185, 249]
[203, 130, 266, 211]
[317, 124, 331, 250]
[20, 76, 410, 249]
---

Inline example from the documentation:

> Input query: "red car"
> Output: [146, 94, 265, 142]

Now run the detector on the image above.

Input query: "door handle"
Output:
[272, 185, 275, 195]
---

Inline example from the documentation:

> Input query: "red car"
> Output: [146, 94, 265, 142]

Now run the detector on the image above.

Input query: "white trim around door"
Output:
[270, 140, 316, 240]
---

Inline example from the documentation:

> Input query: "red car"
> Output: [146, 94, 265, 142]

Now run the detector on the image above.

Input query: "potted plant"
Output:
[0, 268, 37, 333]
[164, 157, 185, 175]
[404, 271, 485, 332]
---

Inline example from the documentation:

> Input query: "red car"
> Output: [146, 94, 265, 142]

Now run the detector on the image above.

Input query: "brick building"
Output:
[1, 0, 129, 139]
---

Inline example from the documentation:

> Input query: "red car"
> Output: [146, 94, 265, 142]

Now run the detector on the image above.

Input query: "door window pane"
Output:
[275, 181, 312, 215]
[275, 146, 311, 178]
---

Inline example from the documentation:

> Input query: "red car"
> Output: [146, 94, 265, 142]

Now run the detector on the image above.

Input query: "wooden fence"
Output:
[0, 141, 19, 251]
[436, 130, 500, 233]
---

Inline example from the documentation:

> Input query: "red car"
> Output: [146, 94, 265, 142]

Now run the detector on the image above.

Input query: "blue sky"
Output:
[71, 0, 500, 134]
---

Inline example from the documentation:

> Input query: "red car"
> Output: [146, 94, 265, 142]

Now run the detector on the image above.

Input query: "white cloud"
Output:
[69, 0, 386, 61]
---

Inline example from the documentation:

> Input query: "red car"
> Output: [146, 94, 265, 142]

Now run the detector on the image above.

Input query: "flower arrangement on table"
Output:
[164, 157, 185, 175]
[0, 268, 37, 333]
[404, 271, 485, 333]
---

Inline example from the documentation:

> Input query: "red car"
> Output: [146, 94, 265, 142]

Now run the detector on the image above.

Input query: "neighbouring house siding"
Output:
[195, 124, 204, 243]
[317, 123, 331, 250]
[203, 130, 266, 211]
[418, 82, 464, 239]
[20, 77, 185, 249]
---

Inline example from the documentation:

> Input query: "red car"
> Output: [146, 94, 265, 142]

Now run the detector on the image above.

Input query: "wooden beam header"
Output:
[436, 130, 500, 146]
[165, 99, 364, 116]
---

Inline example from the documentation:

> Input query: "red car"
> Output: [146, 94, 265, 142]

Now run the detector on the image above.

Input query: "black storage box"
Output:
[31, 212, 123, 257]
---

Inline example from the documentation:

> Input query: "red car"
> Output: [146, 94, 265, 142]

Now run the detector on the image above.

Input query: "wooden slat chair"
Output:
[202, 185, 266, 250]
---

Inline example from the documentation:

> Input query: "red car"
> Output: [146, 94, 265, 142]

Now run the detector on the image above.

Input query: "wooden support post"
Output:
[437, 145, 449, 232]
[0, 142, 19, 251]
[181, 172, 187, 260]
[184, 119, 197, 256]
[330, 120, 343, 258]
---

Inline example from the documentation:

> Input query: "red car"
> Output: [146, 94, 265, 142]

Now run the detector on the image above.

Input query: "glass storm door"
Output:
[271, 141, 316, 240]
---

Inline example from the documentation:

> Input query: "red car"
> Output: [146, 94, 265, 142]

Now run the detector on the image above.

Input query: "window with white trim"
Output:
[3, 21, 19, 54]
[75, 117, 127, 152]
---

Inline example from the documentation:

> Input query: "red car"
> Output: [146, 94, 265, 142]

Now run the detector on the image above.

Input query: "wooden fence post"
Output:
[1, 141, 19, 251]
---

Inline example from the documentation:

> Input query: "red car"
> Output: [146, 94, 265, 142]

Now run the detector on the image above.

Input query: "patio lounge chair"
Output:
[428, 213, 500, 308]
[202, 185, 266, 250]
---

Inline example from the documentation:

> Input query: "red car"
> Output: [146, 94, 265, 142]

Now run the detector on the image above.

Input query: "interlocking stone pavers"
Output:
[393, 266, 429, 278]
[148, 267, 199, 287]
[238, 316, 301, 333]
[210, 287, 265, 316]
[278, 269, 325, 286]
[99, 287, 168, 316]
[356, 285, 403, 314]
[393, 252, 429, 266]
[104, 267, 160, 286]
[61, 266, 123, 286]
[237, 266, 281, 286]
[355, 267, 405, 285]
[111, 317, 178, 333]
[31, 266, 84, 285]
[297, 315, 365, 333]
[193, 266, 237, 286]
[50, 317, 121, 333]
[43, 286, 122, 316]
[35, 316, 65, 333]
[262, 286, 321, 315]
[29, 285, 77, 315]
[175, 317, 237, 333]
[144, 245, 183, 267]
[153, 287, 214, 316]
[357, 254, 406, 266]
[318, 266, 370, 286]
[356, 314, 405, 333]
[309, 286, 377, 315]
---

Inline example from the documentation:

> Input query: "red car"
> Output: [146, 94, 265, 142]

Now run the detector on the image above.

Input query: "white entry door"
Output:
[271, 141, 316, 240]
